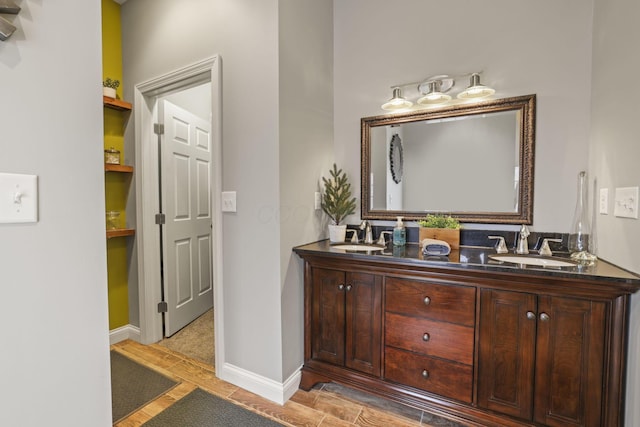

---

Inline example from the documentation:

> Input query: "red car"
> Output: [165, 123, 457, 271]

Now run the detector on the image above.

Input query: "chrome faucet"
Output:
[516, 225, 530, 254]
[488, 236, 508, 254]
[359, 220, 374, 244]
[377, 231, 392, 246]
[538, 238, 562, 256]
[346, 229, 359, 244]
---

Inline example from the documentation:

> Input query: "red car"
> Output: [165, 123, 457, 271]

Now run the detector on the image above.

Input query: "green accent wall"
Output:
[102, 0, 129, 330]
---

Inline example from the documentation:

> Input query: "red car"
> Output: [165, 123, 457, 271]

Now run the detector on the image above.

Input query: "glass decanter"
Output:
[568, 171, 597, 264]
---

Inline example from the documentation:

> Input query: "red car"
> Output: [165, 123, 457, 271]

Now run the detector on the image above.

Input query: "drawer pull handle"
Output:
[526, 311, 536, 320]
[345, 284, 352, 291]
[421, 369, 429, 379]
[338, 284, 345, 291]
[422, 333, 430, 342]
[423, 296, 431, 306]
[540, 312, 550, 322]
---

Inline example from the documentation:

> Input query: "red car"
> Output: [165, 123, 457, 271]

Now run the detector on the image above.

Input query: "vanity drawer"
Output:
[385, 277, 475, 326]
[385, 312, 474, 365]
[385, 346, 472, 403]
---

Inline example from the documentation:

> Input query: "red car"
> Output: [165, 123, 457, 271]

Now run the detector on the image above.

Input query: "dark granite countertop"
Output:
[293, 239, 640, 286]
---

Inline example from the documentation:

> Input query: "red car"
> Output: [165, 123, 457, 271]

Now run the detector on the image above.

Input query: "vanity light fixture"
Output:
[417, 81, 452, 105]
[381, 87, 413, 111]
[381, 72, 495, 111]
[457, 73, 495, 100]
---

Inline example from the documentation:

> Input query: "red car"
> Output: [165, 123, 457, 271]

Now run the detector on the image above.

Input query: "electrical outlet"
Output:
[614, 187, 639, 219]
[314, 192, 321, 210]
[599, 188, 608, 214]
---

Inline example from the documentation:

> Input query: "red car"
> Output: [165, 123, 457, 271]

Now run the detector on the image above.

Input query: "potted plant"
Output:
[321, 164, 357, 242]
[418, 214, 461, 249]
[103, 78, 120, 99]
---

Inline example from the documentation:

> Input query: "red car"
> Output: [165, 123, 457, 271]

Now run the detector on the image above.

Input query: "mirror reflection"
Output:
[361, 95, 535, 224]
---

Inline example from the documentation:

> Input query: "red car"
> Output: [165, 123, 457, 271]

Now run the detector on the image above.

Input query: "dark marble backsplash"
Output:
[347, 224, 569, 253]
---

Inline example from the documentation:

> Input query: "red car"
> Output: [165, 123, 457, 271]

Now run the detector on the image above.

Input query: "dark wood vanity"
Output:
[294, 241, 640, 427]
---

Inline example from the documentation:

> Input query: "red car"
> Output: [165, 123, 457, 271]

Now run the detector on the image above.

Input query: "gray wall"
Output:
[279, 0, 334, 379]
[334, 0, 594, 232]
[122, 0, 281, 382]
[121, 0, 333, 385]
[0, 0, 112, 425]
[590, 0, 640, 423]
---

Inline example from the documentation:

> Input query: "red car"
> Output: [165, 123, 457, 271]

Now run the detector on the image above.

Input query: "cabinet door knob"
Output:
[345, 284, 352, 291]
[338, 284, 345, 291]
[421, 369, 429, 379]
[540, 312, 550, 322]
[422, 333, 430, 342]
[526, 311, 536, 320]
[423, 296, 431, 306]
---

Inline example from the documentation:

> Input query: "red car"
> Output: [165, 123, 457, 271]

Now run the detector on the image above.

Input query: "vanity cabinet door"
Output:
[344, 272, 382, 375]
[311, 267, 382, 376]
[479, 290, 608, 427]
[478, 289, 537, 420]
[534, 296, 606, 427]
[311, 268, 345, 366]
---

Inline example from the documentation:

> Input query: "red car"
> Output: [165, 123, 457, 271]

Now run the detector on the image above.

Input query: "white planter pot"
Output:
[103, 87, 116, 98]
[328, 224, 347, 243]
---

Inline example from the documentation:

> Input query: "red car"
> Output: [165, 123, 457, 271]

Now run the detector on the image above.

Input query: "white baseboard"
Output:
[218, 363, 302, 405]
[109, 324, 141, 345]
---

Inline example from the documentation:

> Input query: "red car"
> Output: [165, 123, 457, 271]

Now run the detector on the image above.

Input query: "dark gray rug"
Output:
[111, 351, 178, 424]
[141, 388, 282, 426]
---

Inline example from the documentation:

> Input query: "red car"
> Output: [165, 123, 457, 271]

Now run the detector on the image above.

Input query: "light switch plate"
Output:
[0, 172, 38, 223]
[314, 191, 321, 210]
[599, 188, 608, 214]
[221, 191, 236, 212]
[614, 187, 639, 219]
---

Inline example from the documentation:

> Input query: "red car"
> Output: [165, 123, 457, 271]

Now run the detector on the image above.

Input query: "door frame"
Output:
[133, 56, 224, 374]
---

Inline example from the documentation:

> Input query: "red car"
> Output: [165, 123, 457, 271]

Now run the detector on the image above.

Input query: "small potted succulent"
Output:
[321, 164, 357, 242]
[418, 213, 461, 249]
[103, 78, 120, 99]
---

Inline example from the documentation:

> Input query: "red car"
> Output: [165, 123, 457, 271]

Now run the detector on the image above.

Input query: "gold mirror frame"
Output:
[361, 94, 536, 224]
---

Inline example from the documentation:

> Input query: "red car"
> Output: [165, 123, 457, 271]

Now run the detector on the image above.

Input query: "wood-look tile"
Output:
[289, 388, 321, 407]
[320, 382, 423, 424]
[317, 415, 356, 427]
[307, 392, 362, 423]
[115, 340, 184, 371]
[168, 359, 238, 397]
[112, 339, 469, 427]
[229, 387, 324, 427]
[354, 406, 422, 427]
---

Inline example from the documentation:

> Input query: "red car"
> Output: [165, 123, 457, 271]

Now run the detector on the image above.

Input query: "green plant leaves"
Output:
[321, 164, 356, 225]
[418, 214, 461, 229]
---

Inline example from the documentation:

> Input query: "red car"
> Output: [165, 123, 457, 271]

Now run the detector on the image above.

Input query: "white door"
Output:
[160, 100, 213, 336]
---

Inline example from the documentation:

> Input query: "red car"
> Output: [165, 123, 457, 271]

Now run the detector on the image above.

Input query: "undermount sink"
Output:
[489, 254, 577, 268]
[330, 244, 385, 252]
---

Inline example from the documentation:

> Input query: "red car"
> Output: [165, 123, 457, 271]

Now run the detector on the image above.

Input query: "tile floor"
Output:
[111, 339, 471, 426]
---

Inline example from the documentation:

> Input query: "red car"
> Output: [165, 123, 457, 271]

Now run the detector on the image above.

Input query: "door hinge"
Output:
[155, 213, 166, 224]
[154, 123, 165, 135]
[157, 301, 168, 313]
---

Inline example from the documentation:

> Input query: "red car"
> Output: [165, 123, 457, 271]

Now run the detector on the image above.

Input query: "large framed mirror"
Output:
[361, 94, 535, 224]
